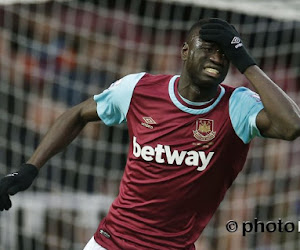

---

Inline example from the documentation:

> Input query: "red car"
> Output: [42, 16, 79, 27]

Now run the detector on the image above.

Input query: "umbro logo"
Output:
[231, 36, 241, 44]
[143, 117, 156, 124]
[231, 36, 243, 49]
[141, 117, 156, 129]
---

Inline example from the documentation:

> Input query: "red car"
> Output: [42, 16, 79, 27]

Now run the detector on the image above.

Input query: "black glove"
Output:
[0, 163, 38, 211]
[199, 18, 256, 73]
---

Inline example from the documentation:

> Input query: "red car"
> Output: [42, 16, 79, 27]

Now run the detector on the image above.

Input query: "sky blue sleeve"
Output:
[93, 72, 146, 126]
[229, 87, 264, 144]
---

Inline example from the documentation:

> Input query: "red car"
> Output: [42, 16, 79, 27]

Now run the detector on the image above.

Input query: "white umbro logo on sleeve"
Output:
[231, 36, 243, 49]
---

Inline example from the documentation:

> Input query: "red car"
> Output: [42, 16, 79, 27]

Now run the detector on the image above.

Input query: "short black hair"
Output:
[185, 19, 211, 43]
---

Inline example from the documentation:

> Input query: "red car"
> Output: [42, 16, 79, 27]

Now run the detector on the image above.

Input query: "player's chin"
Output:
[199, 74, 224, 86]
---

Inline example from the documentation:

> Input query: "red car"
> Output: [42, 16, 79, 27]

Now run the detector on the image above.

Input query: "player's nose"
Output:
[209, 49, 225, 65]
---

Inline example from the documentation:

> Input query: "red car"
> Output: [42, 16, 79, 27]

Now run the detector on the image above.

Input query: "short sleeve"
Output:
[93, 72, 145, 126]
[229, 87, 264, 144]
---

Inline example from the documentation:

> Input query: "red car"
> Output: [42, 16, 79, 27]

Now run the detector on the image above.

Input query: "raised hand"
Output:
[200, 18, 256, 73]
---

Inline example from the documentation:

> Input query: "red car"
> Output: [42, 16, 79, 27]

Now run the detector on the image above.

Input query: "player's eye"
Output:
[201, 47, 226, 58]
[200, 47, 213, 53]
[217, 49, 226, 57]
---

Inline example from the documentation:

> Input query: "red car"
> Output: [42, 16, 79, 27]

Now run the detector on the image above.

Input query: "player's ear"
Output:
[181, 42, 189, 61]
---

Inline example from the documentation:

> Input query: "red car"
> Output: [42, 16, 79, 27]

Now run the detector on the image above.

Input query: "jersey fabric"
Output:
[93, 73, 264, 249]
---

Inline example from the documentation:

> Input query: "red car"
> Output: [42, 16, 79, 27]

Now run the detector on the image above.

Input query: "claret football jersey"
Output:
[93, 73, 264, 249]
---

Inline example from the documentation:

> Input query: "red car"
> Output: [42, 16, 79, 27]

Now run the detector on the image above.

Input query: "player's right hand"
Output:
[0, 164, 38, 211]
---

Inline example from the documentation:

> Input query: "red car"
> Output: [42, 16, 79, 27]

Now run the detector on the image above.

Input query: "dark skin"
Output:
[178, 28, 300, 140]
[27, 27, 300, 169]
[178, 34, 229, 102]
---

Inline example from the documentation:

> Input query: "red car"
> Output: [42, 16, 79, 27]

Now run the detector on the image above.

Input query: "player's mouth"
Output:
[203, 67, 220, 78]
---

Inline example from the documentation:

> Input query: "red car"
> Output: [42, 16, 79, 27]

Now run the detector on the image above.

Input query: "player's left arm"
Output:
[244, 66, 300, 140]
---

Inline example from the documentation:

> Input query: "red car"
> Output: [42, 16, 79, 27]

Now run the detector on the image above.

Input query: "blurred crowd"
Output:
[0, 2, 298, 132]
[0, 2, 185, 140]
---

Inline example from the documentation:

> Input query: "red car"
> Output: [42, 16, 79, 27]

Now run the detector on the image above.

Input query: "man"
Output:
[0, 18, 299, 249]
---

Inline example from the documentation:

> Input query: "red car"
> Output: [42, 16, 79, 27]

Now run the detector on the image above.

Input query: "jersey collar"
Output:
[168, 75, 225, 115]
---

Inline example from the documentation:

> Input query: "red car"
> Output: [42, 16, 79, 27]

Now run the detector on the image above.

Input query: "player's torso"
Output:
[121, 75, 247, 215]
[104, 74, 250, 248]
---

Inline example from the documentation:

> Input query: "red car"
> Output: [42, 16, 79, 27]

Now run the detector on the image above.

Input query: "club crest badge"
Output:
[193, 119, 216, 142]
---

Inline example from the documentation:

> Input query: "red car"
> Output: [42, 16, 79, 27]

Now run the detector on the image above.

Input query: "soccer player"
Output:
[1, 18, 300, 249]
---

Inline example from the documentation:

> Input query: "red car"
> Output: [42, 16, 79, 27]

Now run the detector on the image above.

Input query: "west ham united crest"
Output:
[193, 119, 216, 142]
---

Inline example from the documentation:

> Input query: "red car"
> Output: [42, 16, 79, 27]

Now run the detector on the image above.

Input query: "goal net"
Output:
[0, 0, 299, 249]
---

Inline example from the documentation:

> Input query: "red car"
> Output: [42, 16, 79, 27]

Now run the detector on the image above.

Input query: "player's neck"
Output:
[178, 75, 219, 102]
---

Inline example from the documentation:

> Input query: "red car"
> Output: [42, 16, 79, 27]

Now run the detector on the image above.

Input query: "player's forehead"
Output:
[185, 19, 220, 48]
[186, 19, 209, 41]
[186, 25, 207, 44]
[187, 27, 200, 42]
[189, 33, 215, 48]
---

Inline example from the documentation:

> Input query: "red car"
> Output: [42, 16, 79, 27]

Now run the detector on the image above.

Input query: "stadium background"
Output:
[0, 0, 299, 249]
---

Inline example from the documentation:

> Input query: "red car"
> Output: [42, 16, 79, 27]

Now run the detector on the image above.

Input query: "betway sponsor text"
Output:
[132, 136, 214, 171]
